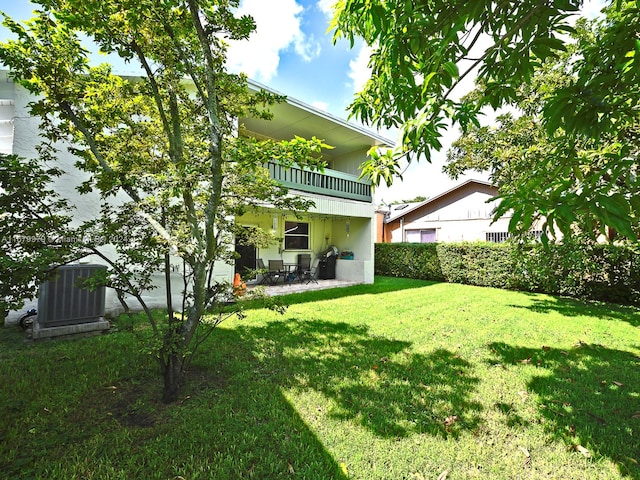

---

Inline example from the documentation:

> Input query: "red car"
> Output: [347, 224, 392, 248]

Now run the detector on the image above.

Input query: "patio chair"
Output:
[302, 257, 319, 284]
[257, 259, 278, 285]
[268, 259, 285, 285]
[296, 254, 311, 283]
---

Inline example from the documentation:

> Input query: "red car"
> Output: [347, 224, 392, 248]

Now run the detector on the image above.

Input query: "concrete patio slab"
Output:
[248, 279, 360, 297]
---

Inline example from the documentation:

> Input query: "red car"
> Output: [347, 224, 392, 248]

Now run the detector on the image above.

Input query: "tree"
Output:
[332, 0, 640, 240]
[0, 0, 326, 402]
[389, 196, 427, 205]
[444, 18, 640, 242]
[0, 154, 74, 319]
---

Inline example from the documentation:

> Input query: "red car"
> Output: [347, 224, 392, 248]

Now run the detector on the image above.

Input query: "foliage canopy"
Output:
[332, 0, 640, 240]
[445, 19, 640, 242]
[1, 0, 327, 401]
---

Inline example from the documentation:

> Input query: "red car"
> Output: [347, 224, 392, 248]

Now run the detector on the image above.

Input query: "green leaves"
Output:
[360, 147, 401, 187]
[0, 154, 75, 311]
[544, 2, 640, 139]
[333, 0, 578, 161]
[0, 0, 334, 398]
[333, 0, 640, 242]
[446, 24, 640, 243]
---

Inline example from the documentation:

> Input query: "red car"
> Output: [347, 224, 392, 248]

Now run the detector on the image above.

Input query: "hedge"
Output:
[375, 242, 640, 306]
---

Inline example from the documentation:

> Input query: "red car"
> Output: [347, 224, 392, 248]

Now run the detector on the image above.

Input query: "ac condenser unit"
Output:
[37, 264, 107, 328]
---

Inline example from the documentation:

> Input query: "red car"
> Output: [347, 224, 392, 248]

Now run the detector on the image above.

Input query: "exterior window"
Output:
[405, 229, 436, 243]
[284, 221, 309, 249]
[486, 232, 510, 243]
[486, 231, 543, 243]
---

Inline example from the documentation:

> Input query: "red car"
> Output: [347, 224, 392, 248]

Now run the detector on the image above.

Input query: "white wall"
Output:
[398, 216, 514, 243]
[389, 188, 515, 243]
[417, 190, 499, 222]
[332, 149, 367, 176]
[6, 80, 234, 322]
[0, 73, 14, 155]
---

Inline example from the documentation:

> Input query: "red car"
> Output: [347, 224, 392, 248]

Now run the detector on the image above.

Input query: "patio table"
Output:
[283, 263, 303, 284]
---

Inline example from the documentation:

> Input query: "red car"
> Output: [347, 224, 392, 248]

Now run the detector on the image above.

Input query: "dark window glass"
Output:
[284, 221, 309, 250]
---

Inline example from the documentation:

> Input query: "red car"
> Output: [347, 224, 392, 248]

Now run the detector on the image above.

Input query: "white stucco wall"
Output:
[388, 188, 517, 243]
[5, 79, 233, 323]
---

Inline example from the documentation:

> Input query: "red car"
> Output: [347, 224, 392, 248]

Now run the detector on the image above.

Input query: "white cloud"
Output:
[581, 0, 606, 19]
[226, 0, 320, 82]
[347, 44, 373, 94]
[317, 0, 336, 17]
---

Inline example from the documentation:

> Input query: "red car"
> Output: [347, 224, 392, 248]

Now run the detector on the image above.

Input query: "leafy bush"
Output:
[375, 241, 640, 306]
[512, 242, 640, 305]
[375, 243, 445, 281]
[437, 243, 514, 289]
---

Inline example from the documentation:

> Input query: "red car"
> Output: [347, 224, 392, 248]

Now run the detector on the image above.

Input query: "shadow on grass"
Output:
[224, 318, 483, 438]
[0, 327, 350, 479]
[488, 341, 640, 479]
[509, 294, 640, 327]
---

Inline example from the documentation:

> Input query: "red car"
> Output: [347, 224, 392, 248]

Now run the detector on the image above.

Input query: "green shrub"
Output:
[375, 241, 640, 306]
[375, 243, 445, 281]
[437, 242, 514, 289]
[512, 242, 640, 305]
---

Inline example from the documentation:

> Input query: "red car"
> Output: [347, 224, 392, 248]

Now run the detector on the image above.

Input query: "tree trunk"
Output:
[162, 353, 184, 404]
[160, 264, 206, 403]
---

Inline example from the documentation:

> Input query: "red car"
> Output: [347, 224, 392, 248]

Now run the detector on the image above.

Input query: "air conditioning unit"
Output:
[37, 264, 107, 328]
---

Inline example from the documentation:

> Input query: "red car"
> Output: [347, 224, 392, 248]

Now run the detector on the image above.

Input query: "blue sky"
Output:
[0, 0, 607, 203]
[225, 0, 370, 115]
[0, 0, 366, 116]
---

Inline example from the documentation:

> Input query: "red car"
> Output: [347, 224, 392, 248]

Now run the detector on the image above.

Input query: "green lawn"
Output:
[1, 277, 639, 479]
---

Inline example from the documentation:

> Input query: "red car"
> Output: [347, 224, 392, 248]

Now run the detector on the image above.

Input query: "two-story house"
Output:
[1, 70, 393, 318]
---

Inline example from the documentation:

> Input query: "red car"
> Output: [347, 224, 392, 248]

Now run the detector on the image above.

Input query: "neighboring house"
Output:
[1, 70, 393, 317]
[379, 179, 537, 243]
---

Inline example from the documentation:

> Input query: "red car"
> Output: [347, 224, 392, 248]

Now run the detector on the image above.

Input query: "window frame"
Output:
[284, 220, 310, 250]
[405, 228, 437, 243]
[486, 231, 510, 243]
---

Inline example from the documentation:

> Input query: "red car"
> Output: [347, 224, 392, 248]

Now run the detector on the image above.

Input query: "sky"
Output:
[0, 0, 607, 204]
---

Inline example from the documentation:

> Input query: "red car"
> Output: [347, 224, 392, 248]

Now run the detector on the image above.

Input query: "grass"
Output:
[1, 276, 639, 479]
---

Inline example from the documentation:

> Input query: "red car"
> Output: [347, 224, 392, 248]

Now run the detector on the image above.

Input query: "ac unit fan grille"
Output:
[37, 264, 107, 328]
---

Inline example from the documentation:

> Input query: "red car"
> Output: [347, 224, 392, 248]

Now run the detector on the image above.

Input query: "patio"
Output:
[247, 278, 359, 297]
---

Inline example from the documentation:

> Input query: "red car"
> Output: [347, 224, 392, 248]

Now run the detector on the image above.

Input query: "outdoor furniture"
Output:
[302, 258, 320, 284]
[295, 254, 311, 284]
[257, 259, 279, 285]
[282, 263, 300, 284]
[256, 259, 269, 285]
[268, 259, 285, 285]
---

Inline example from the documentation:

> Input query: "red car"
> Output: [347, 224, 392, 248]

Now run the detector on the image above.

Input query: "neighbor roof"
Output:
[384, 179, 496, 223]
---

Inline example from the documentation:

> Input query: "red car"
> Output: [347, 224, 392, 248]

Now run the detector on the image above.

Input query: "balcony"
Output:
[267, 161, 372, 202]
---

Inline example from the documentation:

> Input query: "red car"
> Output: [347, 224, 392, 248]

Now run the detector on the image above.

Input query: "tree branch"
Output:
[88, 246, 159, 337]
[444, 4, 544, 102]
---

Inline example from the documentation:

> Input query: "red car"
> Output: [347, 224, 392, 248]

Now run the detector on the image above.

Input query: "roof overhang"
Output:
[0, 68, 393, 158]
[242, 79, 394, 159]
